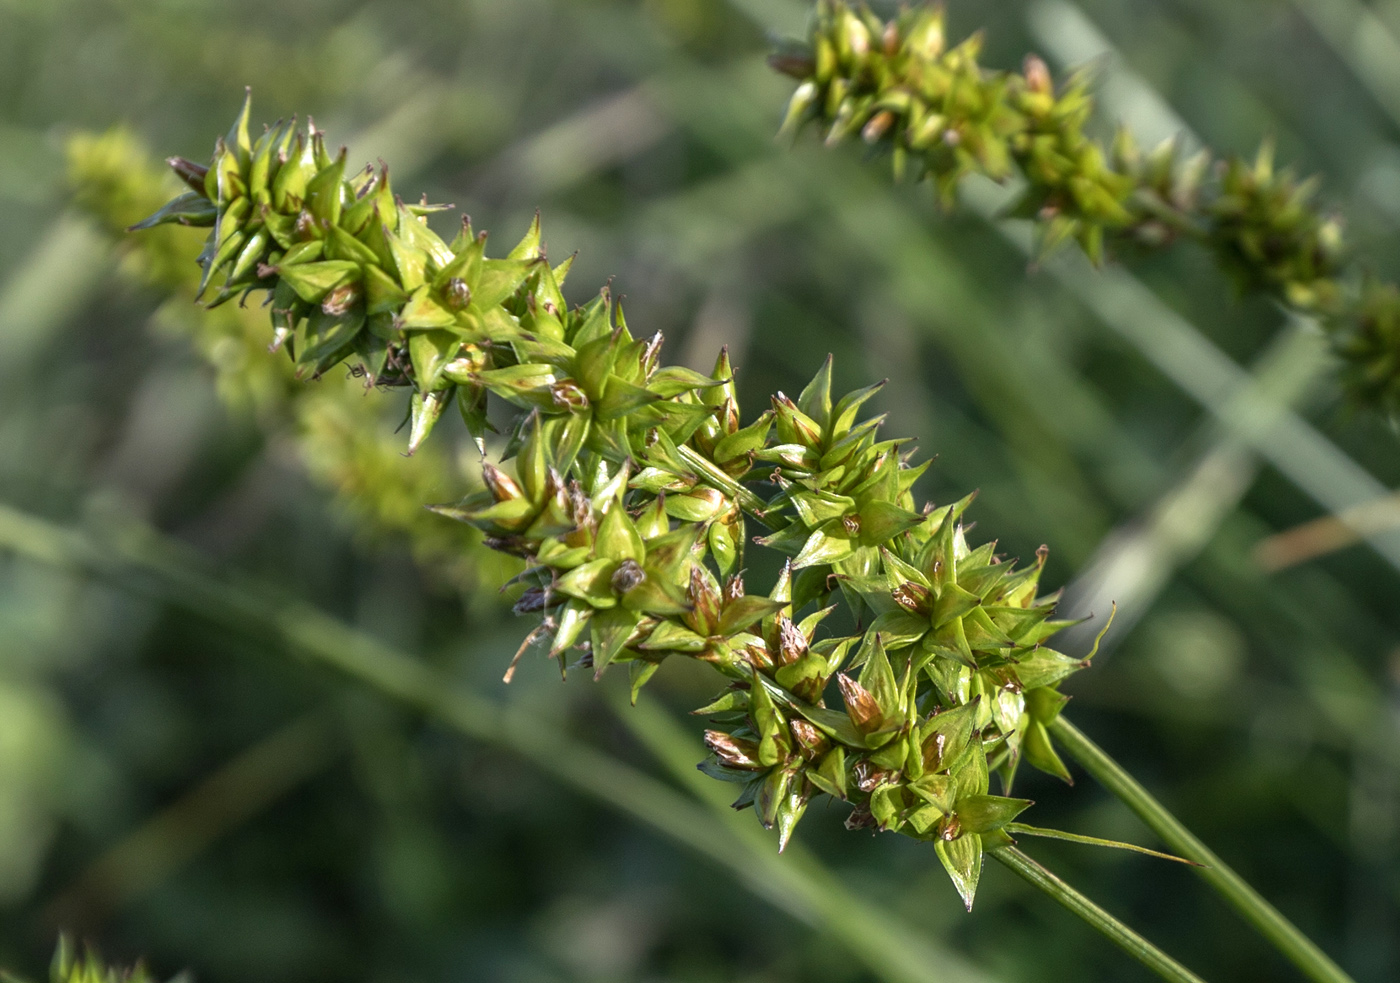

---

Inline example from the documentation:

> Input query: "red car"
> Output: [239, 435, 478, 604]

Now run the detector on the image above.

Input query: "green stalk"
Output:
[0, 501, 992, 983]
[987, 845, 1208, 983]
[1050, 716, 1355, 983]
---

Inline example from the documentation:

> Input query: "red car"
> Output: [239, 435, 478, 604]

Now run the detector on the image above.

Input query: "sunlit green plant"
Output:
[132, 93, 1099, 888]
[771, 0, 1400, 418]
[116, 86, 1370, 983]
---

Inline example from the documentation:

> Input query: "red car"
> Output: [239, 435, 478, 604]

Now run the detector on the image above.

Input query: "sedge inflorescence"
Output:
[133, 94, 1102, 909]
[773, 0, 1400, 417]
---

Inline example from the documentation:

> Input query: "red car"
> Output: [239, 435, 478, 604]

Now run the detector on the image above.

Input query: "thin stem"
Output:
[987, 845, 1208, 983]
[1050, 715, 1355, 983]
[0, 502, 991, 983]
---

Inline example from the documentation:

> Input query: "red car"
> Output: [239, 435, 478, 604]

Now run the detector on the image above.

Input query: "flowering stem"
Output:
[987, 844, 1208, 983]
[1050, 716, 1356, 983]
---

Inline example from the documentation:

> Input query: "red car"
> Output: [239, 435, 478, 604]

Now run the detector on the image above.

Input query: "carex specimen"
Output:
[127, 89, 1356, 983]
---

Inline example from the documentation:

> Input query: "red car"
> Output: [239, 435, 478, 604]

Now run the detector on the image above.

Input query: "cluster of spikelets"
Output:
[772, 0, 1400, 416]
[132, 96, 1110, 909]
[68, 127, 516, 600]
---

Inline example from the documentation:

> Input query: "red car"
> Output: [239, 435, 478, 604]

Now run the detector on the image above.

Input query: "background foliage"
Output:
[0, 0, 1398, 981]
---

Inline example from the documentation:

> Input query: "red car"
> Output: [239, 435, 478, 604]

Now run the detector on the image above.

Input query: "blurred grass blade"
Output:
[1055, 318, 1328, 650]
[1255, 490, 1400, 571]
[0, 214, 108, 376]
[1290, 0, 1400, 132]
[44, 710, 338, 928]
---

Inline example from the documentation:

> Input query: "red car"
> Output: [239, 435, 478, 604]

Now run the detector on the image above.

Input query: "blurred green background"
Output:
[1, 0, 1399, 981]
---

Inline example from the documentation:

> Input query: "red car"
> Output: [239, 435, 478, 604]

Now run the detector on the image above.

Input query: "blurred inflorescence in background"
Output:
[1, 1, 1399, 982]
